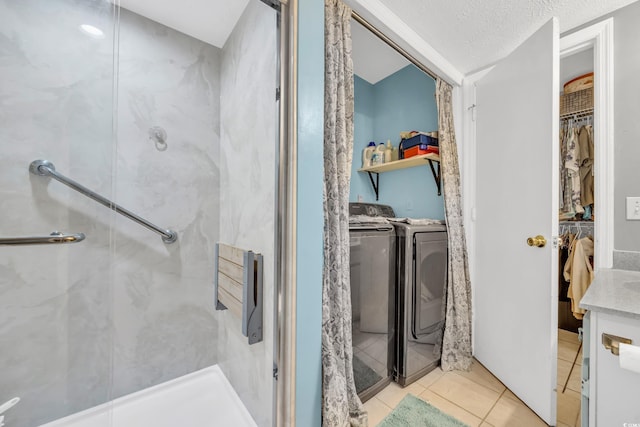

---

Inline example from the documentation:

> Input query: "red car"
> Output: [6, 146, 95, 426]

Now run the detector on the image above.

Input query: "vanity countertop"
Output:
[580, 268, 640, 319]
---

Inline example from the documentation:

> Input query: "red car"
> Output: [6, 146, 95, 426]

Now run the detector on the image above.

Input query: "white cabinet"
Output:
[588, 311, 640, 426]
[580, 269, 640, 426]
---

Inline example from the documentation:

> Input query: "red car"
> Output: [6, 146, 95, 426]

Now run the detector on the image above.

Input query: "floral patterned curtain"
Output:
[436, 78, 473, 371]
[322, 0, 366, 426]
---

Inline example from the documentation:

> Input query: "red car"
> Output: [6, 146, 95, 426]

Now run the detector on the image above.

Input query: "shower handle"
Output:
[0, 231, 85, 246]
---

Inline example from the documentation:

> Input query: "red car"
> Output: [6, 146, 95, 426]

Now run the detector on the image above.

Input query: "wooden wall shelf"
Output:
[357, 153, 441, 200]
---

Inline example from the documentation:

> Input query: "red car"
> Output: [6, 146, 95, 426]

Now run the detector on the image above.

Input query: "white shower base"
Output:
[40, 366, 257, 427]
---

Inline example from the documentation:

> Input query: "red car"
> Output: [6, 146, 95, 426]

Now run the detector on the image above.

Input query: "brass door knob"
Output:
[527, 235, 547, 247]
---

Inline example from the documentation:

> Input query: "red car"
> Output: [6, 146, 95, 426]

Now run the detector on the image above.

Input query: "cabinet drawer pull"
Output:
[602, 332, 632, 356]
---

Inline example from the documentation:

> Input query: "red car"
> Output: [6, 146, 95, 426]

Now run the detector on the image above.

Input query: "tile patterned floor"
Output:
[365, 329, 583, 427]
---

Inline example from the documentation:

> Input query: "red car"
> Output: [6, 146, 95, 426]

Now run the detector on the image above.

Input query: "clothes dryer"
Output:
[392, 221, 448, 386]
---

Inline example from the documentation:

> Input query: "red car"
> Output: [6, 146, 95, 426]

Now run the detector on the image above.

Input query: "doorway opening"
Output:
[556, 17, 614, 426]
[556, 47, 593, 426]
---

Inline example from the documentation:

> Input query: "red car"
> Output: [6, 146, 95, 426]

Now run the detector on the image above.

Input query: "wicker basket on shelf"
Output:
[560, 86, 593, 116]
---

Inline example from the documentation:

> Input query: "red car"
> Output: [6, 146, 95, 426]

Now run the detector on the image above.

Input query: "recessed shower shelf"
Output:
[357, 153, 441, 200]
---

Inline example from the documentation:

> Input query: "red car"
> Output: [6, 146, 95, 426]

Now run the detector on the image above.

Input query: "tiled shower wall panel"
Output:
[219, 2, 278, 426]
[109, 8, 221, 400]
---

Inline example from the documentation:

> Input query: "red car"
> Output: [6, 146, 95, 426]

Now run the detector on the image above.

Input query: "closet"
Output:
[555, 50, 595, 424]
[558, 50, 595, 334]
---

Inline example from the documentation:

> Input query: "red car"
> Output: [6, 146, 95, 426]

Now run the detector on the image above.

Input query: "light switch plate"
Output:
[626, 197, 640, 220]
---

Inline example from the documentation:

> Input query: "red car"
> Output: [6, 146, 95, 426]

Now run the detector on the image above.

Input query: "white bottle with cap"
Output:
[362, 141, 376, 168]
[375, 143, 386, 164]
[384, 140, 393, 163]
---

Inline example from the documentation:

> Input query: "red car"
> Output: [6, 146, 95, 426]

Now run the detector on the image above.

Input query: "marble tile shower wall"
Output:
[0, 0, 119, 425]
[109, 7, 221, 402]
[218, 2, 277, 426]
[0, 0, 252, 425]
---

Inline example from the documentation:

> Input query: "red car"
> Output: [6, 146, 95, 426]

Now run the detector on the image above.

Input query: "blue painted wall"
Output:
[350, 65, 445, 219]
[353, 76, 375, 170]
[295, 0, 323, 426]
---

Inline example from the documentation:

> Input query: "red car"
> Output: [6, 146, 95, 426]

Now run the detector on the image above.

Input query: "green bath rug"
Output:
[377, 394, 470, 427]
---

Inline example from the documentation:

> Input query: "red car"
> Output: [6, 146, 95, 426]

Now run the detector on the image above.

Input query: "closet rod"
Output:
[560, 107, 594, 120]
[559, 221, 594, 236]
[351, 11, 438, 81]
[560, 221, 594, 226]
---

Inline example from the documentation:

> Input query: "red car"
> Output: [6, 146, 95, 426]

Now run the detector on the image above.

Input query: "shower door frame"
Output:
[274, 0, 297, 426]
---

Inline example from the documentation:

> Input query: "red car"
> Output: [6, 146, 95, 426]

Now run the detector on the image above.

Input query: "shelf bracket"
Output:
[366, 171, 380, 201]
[427, 159, 441, 196]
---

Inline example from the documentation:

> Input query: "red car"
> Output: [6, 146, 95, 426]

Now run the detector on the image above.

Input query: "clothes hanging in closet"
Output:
[558, 233, 574, 303]
[559, 120, 594, 220]
[578, 125, 594, 206]
[560, 128, 572, 213]
[563, 235, 594, 319]
[565, 127, 584, 215]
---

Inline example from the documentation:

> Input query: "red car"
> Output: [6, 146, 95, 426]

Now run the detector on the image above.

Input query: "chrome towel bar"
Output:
[0, 231, 85, 246]
[29, 160, 177, 244]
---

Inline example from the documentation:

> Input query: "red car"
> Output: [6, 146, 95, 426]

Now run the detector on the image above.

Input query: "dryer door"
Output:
[412, 232, 448, 340]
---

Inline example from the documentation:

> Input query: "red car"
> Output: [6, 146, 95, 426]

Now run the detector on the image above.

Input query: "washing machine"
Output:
[393, 221, 448, 386]
[348, 203, 396, 402]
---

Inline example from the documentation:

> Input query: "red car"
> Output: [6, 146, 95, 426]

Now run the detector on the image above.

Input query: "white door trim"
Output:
[460, 66, 491, 354]
[560, 18, 615, 270]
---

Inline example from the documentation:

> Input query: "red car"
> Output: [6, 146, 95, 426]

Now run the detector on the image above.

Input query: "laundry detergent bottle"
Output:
[362, 141, 376, 168]
[375, 143, 386, 165]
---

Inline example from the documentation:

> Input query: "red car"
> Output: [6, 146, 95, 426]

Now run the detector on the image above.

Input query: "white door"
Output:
[474, 18, 559, 424]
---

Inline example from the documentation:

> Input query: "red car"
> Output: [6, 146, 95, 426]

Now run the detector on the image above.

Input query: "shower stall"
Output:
[0, 0, 283, 425]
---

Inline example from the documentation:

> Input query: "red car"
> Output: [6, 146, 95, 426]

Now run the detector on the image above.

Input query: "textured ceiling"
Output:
[118, 0, 637, 76]
[117, 0, 249, 48]
[351, 19, 410, 84]
[383, 0, 638, 74]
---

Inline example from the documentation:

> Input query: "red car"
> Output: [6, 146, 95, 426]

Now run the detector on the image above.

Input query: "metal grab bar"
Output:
[0, 231, 85, 246]
[29, 160, 177, 244]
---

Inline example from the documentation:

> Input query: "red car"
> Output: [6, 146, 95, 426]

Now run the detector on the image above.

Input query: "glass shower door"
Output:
[0, 0, 119, 425]
[1, 1, 280, 425]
